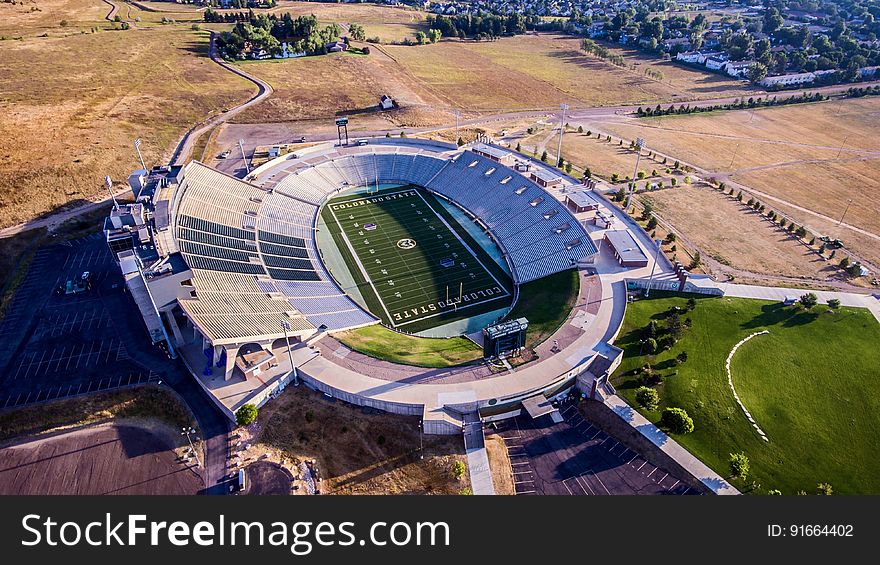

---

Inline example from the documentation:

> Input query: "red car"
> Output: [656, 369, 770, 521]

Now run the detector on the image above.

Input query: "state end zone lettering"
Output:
[325, 187, 513, 331]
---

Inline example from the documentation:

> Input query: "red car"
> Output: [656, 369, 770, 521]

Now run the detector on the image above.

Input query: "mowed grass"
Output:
[332, 324, 481, 368]
[611, 292, 880, 494]
[0, 22, 255, 229]
[507, 269, 579, 348]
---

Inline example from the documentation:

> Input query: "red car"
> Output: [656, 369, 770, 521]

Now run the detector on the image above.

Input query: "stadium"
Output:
[110, 137, 665, 433]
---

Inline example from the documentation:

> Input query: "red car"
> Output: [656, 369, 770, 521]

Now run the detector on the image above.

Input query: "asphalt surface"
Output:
[0, 233, 232, 494]
[490, 402, 697, 495]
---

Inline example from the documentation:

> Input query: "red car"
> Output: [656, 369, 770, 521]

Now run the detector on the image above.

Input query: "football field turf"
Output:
[322, 186, 513, 332]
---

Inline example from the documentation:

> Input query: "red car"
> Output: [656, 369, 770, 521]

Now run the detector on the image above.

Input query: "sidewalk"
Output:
[604, 395, 740, 495]
[463, 416, 495, 495]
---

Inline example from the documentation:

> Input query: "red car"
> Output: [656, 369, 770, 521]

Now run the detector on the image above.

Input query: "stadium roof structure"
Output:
[566, 190, 601, 209]
[603, 230, 649, 265]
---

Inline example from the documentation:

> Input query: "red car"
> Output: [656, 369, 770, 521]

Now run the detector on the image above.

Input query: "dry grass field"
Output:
[0, 0, 107, 37]
[231, 33, 751, 129]
[641, 186, 835, 279]
[253, 386, 471, 495]
[0, 6, 255, 229]
[232, 50, 451, 126]
[597, 98, 880, 266]
[381, 35, 751, 112]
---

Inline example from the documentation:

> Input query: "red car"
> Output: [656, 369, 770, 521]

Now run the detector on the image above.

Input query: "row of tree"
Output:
[636, 92, 827, 117]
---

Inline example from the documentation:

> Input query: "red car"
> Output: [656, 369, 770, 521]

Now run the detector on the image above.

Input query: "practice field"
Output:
[611, 292, 880, 495]
[321, 187, 512, 333]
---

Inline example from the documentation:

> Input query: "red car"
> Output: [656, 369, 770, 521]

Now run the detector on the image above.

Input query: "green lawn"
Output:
[332, 324, 482, 368]
[507, 269, 580, 348]
[610, 292, 880, 495]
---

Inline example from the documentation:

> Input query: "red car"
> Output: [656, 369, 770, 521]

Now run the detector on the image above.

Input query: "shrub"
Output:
[635, 387, 660, 411]
[767, 489, 782, 495]
[236, 404, 258, 427]
[827, 298, 841, 309]
[660, 407, 694, 434]
[729, 452, 750, 480]
[676, 351, 689, 365]
[817, 483, 833, 495]
[686, 297, 696, 311]
[452, 460, 467, 480]
[799, 293, 818, 309]
[645, 337, 658, 354]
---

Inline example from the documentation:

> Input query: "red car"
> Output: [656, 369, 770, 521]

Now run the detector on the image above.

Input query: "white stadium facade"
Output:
[106, 138, 669, 433]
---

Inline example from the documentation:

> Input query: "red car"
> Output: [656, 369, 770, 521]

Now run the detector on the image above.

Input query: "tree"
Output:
[767, 489, 783, 496]
[686, 297, 696, 311]
[645, 337, 658, 354]
[515, 141, 521, 152]
[839, 257, 850, 269]
[414, 30, 427, 44]
[676, 351, 689, 365]
[666, 232, 677, 243]
[540, 150, 548, 162]
[728, 452, 750, 480]
[236, 404, 258, 427]
[817, 483, 834, 496]
[564, 162, 573, 174]
[688, 252, 701, 270]
[583, 167, 592, 179]
[457, 137, 465, 147]
[827, 298, 841, 309]
[349, 23, 366, 41]
[646, 216, 658, 230]
[577, 125, 584, 133]
[799, 293, 818, 309]
[748, 62, 769, 84]
[452, 460, 467, 480]
[661, 407, 694, 434]
[635, 387, 660, 411]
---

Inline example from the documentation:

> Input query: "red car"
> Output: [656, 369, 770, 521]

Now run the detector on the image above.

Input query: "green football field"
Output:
[322, 187, 513, 332]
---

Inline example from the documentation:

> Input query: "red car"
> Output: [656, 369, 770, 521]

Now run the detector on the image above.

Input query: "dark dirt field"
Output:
[0, 421, 203, 495]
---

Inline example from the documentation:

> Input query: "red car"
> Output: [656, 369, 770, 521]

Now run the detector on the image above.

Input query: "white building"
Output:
[759, 72, 816, 87]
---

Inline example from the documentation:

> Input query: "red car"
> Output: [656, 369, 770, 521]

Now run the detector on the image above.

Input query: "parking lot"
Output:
[490, 403, 698, 495]
[0, 234, 164, 409]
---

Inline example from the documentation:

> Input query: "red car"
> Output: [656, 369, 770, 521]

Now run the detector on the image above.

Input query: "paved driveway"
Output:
[489, 403, 697, 495]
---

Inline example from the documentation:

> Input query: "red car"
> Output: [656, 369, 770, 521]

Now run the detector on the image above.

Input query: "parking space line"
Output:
[681, 487, 691, 495]
[657, 472, 668, 485]
[588, 470, 612, 495]
[669, 480, 680, 490]
[647, 467, 658, 478]
[627, 454, 638, 465]
[575, 475, 595, 495]
[590, 430, 602, 440]
[637, 461, 648, 471]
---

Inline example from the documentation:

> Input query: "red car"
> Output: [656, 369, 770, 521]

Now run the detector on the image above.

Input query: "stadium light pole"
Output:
[454, 109, 461, 144]
[181, 426, 202, 468]
[281, 320, 299, 386]
[556, 103, 569, 167]
[134, 138, 147, 171]
[104, 175, 119, 210]
[624, 138, 646, 212]
[644, 238, 663, 298]
[239, 139, 250, 174]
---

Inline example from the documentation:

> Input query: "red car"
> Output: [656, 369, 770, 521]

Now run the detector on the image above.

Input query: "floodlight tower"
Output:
[134, 138, 147, 171]
[454, 109, 461, 143]
[625, 137, 646, 211]
[105, 175, 119, 210]
[556, 103, 569, 167]
[239, 139, 250, 174]
[281, 320, 299, 387]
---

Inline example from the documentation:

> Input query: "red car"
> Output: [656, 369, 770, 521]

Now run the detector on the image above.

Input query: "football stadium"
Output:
[104, 137, 671, 434]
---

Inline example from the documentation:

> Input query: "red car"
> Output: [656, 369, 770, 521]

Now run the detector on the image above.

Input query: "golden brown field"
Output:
[596, 98, 880, 266]
[641, 186, 836, 280]
[0, 3, 255, 229]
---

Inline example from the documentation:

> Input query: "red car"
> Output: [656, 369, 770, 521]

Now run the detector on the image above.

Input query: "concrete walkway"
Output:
[604, 395, 740, 495]
[463, 417, 494, 495]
